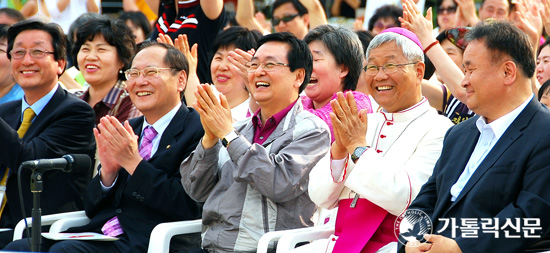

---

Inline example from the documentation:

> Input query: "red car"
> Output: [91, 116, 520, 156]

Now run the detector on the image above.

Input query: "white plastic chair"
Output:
[13, 211, 203, 253]
[256, 208, 337, 253]
[13, 210, 87, 240]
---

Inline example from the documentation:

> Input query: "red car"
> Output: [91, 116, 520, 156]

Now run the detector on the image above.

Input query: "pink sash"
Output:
[332, 198, 396, 253]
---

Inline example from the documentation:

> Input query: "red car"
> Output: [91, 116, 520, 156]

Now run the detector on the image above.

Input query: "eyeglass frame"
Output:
[437, 6, 457, 15]
[124, 67, 174, 80]
[363, 62, 418, 76]
[271, 14, 301, 26]
[9, 48, 55, 59]
[245, 61, 290, 72]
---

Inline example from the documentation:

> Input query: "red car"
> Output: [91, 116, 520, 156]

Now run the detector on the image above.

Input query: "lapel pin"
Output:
[166, 145, 171, 149]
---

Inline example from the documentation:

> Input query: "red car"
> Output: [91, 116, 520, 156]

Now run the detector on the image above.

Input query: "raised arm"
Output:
[400, 0, 467, 104]
[235, 0, 270, 34]
[300, 0, 327, 29]
[201, 0, 224, 20]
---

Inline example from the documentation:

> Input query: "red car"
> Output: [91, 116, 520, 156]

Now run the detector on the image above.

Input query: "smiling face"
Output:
[247, 41, 302, 113]
[536, 45, 550, 84]
[10, 30, 65, 100]
[126, 46, 185, 122]
[306, 40, 346, 109]
[210, 45, 247, 96]
[461, 40, 504, 119]
[272, 2, 309, 39]
[365, 41, 423, 112]
[77, 34, 123, 88]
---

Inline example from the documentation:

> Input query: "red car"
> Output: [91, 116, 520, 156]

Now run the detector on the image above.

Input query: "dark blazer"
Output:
[404, 97, 550, 252]
[0, 86, 95, 228]
[69, 104, 204, 252]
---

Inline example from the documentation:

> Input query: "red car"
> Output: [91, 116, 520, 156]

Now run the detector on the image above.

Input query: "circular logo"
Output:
[394, 209, 433, 246]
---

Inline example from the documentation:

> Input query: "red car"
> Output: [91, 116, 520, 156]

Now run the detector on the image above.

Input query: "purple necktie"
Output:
[139, 126, 158, 161]
[101, 216, 124, 237]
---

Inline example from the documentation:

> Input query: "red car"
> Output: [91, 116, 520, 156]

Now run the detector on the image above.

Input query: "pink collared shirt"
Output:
[301, 91, 373, 143]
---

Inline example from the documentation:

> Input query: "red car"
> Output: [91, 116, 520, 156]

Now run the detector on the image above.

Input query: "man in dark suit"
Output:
[5, 41, 203, 252]
[402, 22, 550, 252]
[0, 20, 95, 247]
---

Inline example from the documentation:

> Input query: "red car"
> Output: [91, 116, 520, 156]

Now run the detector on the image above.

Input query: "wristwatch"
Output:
[351, 146, 369, 163]
[222, 130, 239, 147]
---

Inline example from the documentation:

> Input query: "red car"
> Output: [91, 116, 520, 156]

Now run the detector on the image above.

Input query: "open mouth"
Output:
[308, 78, 318, 86]
[137, 91, 153, 97]
[256, 82, 270, 88]
[376, 86, 393, 91]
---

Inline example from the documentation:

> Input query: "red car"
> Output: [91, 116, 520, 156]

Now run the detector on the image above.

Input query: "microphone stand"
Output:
[30, 170, 42, 252]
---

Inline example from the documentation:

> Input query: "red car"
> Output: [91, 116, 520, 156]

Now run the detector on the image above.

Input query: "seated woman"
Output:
[73, 17, 141, 125]
[209, 26, 262, 121]
[302, 25, 372, 142]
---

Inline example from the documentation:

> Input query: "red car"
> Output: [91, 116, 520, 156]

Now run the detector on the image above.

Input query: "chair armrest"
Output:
[49, 216, 91, 233]
[276, 226, 335, 252]
[13, 211, 87, 241]
[147, 219, 202, 253]
[257, 226, 322, 253]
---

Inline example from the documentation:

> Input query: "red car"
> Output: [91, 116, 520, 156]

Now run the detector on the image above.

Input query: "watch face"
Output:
[354, 147, 366, 157]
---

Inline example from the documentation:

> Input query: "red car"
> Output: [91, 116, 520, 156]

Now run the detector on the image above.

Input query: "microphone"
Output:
[21, 154, 92, 173]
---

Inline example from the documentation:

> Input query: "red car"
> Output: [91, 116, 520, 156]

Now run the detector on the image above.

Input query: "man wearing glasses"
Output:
[5, 41, 205, 252]
[0, 20, 95, 247]
[181, 32, 331, 252]
[307, 27, 451, 252]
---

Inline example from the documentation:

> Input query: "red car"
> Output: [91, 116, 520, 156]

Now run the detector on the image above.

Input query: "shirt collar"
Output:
[252, 99, 297, 128]
[21, 83, 59, 121]
[476, 94, 533, 139]
[81, 81, 126, 109]
[380, 97, 430, 122]
[142, 103, 182, 139]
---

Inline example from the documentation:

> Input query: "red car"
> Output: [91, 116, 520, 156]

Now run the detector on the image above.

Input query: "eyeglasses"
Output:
[271, 14, 300, 26]
[10, 48, 54, 59]
[364, 62, 418, 76]
[245, 61, 290, 72]
[445, 27, 471, 50]
[437, 6, 457, 14]
[124, 67, 173, 80]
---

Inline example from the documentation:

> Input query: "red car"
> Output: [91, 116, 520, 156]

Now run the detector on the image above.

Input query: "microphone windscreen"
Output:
[65, 154, 92, 172]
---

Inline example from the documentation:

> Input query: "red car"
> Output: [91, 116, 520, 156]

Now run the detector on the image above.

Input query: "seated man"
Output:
[402, 22, 550, 252]
[306, 28, 453, 252]
[181, 32, 331, 252]
[0, 20, 95, 247]
[5, 41, 204, 252]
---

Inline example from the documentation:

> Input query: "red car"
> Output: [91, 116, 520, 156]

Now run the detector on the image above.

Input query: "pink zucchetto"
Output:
[379, 27, 423, 51]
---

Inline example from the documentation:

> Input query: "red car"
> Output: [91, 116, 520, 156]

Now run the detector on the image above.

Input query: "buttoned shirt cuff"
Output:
[330, 156, 348, 183]
[98, 170, 118, 192]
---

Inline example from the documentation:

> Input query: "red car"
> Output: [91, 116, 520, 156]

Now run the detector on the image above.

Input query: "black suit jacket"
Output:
[69, 105, 204, 252]
[0, 86, 96, 228]
[405, 97, 550, 252]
